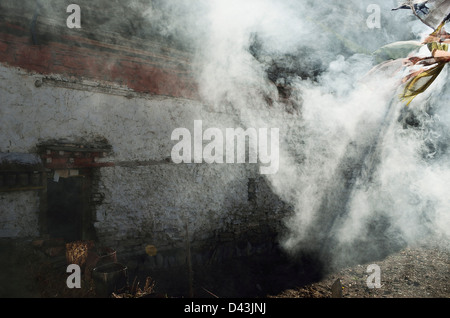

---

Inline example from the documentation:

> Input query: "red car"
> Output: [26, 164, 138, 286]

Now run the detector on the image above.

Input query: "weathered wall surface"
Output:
[0, 64, 288, 259]
[0, 191, 40, 238]
[0, 1, 198, 100]
[0, 2, 295, 261]
[96, 164, 251, 253]
[0, 65, 197, 157]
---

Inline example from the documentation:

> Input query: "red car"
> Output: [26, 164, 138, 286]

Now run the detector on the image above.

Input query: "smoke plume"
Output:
[171, 0, 450, 269]
[17, 0, 450, 269]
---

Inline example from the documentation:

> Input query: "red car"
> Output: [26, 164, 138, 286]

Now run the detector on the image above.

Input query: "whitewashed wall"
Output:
[0, 191, 40, 237]
[0, 65, 287, 255]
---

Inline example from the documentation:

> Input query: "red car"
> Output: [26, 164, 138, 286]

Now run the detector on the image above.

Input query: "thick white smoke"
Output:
[142, 0, 450, 268]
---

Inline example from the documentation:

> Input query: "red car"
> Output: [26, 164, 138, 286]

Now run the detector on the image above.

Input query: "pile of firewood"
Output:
[66, 241, 95, 268]
[111, 276, 160, 298]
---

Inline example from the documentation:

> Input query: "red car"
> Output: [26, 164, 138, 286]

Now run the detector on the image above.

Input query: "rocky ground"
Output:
[271, 240, 450, 298]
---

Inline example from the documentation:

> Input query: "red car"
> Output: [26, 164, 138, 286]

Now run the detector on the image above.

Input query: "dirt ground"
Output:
[1, 238, 448, 298]
[271, 240, 450, 298]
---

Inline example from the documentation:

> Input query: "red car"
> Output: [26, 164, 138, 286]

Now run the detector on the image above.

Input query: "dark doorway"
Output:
[47, 176, 85, 242]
